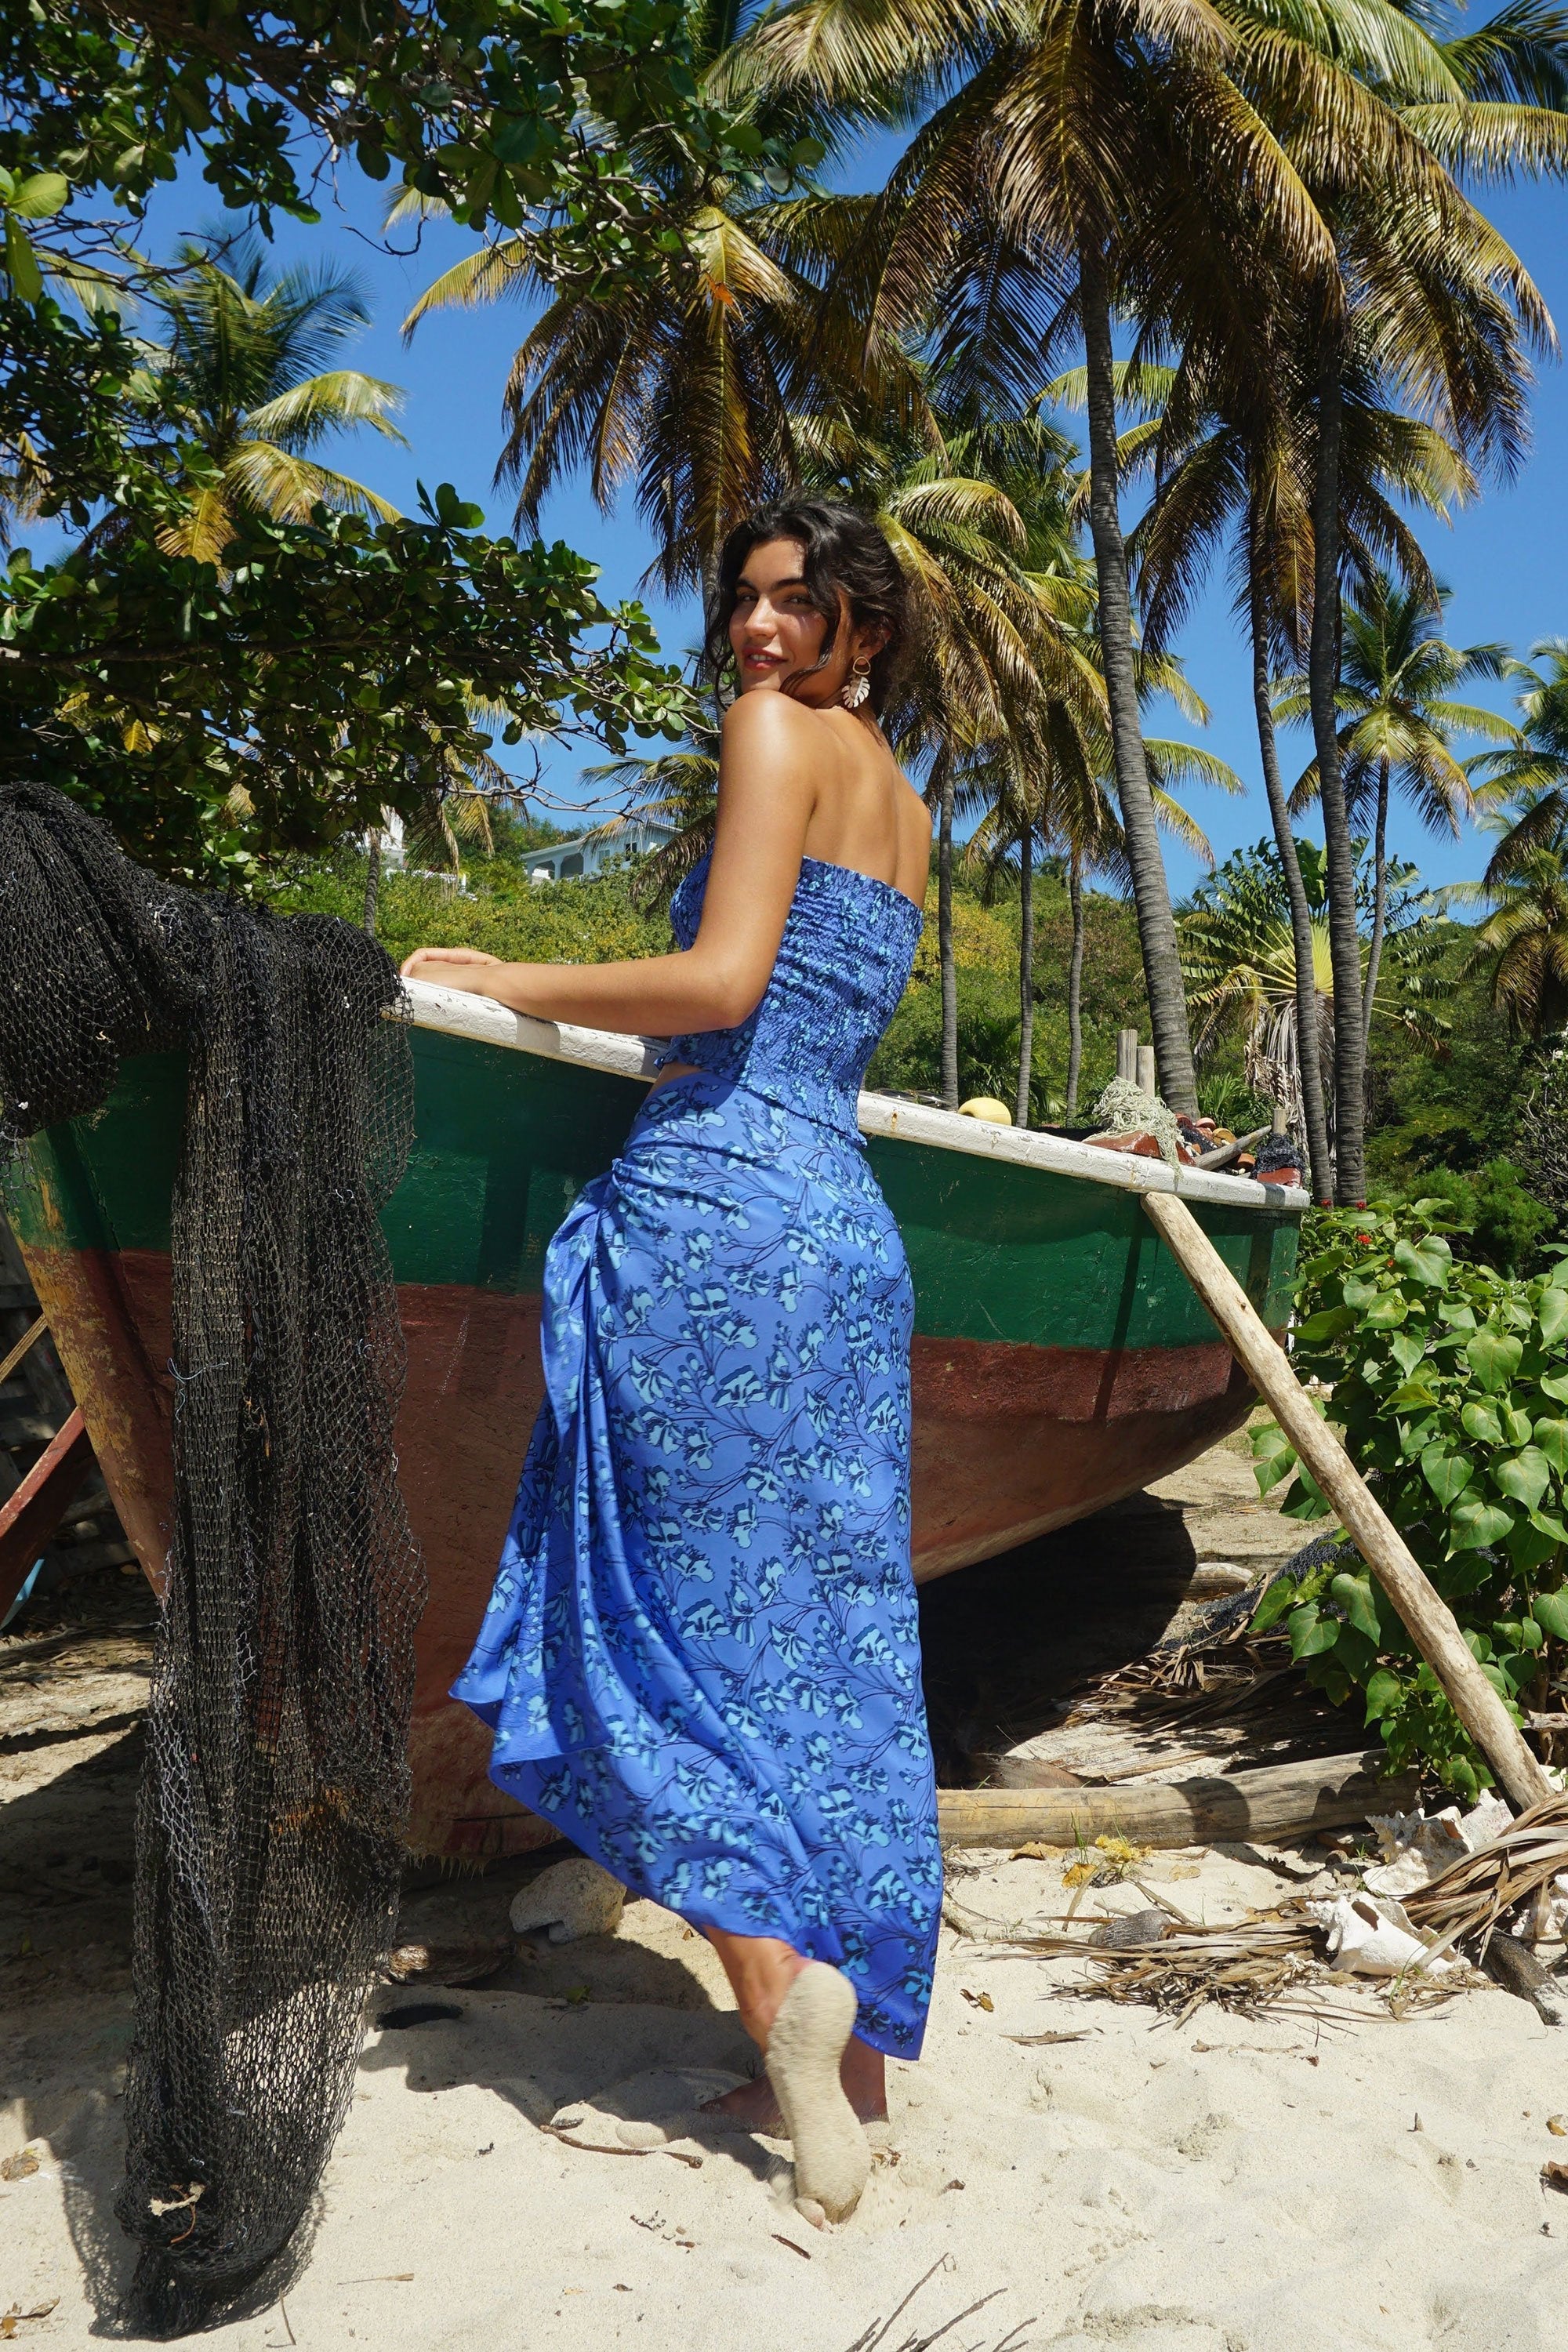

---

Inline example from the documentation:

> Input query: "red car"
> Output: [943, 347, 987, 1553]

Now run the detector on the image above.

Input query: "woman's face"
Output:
[728, 537, 875, 705]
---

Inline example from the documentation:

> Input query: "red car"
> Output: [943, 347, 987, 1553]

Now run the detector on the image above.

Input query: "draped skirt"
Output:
[452, 1069, 941, 2058]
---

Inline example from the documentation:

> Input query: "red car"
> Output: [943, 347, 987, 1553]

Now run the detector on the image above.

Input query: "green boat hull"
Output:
[5, 1000, 1301, 1855]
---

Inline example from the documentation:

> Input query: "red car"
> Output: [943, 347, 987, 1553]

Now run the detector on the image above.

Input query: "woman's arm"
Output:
[401, 693, 822, 1033]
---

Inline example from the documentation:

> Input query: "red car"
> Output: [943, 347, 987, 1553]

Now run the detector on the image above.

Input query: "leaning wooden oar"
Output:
[1144, 1188, 1555, 1813]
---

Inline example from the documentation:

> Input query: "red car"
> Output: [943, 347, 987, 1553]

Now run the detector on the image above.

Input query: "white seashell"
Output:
[1312, 1893, 1456, 1978]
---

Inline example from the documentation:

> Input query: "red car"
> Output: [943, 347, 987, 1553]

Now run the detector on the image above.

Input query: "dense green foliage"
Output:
[0, 1, 775, 878]
[2, 493, 696, 880]
[1254, 1202, 1568, 1796]
[0, 0, 791, 276]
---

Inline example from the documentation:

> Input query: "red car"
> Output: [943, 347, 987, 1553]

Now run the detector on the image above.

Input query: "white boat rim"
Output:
[400, 977, 1308, 1214]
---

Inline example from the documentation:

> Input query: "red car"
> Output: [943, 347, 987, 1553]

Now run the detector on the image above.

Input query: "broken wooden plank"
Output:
[0, 1404, 93, 1620]
[0, 1311, 46, 1392]
[937, 1748, 1419, 1849]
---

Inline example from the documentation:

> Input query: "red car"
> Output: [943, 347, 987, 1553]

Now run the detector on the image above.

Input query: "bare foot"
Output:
[702, 2044, 887, 2131]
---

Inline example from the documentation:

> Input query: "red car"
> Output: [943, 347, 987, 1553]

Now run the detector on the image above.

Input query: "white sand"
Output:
[5, 1844, 1566, 2352]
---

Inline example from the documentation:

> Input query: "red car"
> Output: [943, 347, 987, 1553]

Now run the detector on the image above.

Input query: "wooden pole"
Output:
[1143, 1189, 1555, 1812]
[1116, 1028, 1138, 1083]
[1136, 1044, 1157, 1098]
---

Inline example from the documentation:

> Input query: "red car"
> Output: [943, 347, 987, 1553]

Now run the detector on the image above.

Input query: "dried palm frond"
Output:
[1405, 1794, 1568, 1953]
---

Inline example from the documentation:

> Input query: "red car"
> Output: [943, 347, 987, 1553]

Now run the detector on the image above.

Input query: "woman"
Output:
[401, 503, 941, 2223]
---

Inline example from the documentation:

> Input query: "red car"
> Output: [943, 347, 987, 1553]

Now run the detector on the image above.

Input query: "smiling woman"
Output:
[401, 501, 934, 2223]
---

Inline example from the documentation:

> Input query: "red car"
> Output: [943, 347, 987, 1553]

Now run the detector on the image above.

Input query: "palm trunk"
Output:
[1362, 754, 1391, 1062]
[935, 748, 959, 1109]
[1015, 819, 1035, 1127]
[1309, 339, 1367, 1203]
[1247, 492, 1333, 1202]
[1065, 848, 1085, 1120]
[363, 828, 383, 934]
[1079, 234, 1197, 1114]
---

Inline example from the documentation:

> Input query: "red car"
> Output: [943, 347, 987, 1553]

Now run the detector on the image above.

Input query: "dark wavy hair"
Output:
[702, 501, 910, 717]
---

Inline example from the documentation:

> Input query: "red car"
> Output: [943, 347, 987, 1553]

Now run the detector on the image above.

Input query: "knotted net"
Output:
[0, 783, 426, 2335]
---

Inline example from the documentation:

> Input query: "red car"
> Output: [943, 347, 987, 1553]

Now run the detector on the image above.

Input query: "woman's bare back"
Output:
[800, 706, 931, 909]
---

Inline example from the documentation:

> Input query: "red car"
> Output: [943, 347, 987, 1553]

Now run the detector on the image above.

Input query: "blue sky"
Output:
[133, 136, 1568, 898]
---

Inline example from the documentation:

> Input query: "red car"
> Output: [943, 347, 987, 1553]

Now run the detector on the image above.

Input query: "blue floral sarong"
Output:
[454, 855, 941, 2057]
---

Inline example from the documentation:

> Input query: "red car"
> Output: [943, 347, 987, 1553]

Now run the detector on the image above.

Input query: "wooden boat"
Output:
[2, 978, 1304, 1856]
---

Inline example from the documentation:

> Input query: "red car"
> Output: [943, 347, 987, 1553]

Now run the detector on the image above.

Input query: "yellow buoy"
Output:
[956, 1096, 1012, 1126]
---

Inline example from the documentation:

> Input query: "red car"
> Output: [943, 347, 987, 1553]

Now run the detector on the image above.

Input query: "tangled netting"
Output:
[0, 783, 426, 2335]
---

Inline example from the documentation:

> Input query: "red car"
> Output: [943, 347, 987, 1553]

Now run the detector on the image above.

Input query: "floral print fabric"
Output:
[453, 858, 940, 2057]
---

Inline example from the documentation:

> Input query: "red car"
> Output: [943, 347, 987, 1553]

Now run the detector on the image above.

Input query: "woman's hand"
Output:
[401, 946, 507, 991]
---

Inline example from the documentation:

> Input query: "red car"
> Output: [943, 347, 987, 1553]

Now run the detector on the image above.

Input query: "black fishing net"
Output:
[0, 782, 426, 2336]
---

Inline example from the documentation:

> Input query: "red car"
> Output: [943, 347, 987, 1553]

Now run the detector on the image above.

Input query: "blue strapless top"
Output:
[662, 850, 924, 1132]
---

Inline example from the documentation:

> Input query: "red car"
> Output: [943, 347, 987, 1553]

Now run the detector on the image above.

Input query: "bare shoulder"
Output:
[720, 691, 822, 753]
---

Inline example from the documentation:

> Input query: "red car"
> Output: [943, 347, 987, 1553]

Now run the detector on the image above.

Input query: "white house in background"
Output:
[528, 814, 677, 883]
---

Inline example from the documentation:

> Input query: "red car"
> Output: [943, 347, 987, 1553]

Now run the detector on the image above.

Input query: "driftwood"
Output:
[937, 1748, 1417, 1849]
[1142, 1189, 1556, 1814]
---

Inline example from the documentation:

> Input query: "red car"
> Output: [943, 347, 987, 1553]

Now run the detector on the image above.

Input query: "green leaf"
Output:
[1282, 1485, 1333, 1522]
[1461, 1400, 1504, 1446]
[1394, 1235, 1452, 1288]
[1496, 1447, 1551, 1512]
[1501, 1404, 1535, 1448]
[1289, 1602, 1341, 1660]
[1298, 1305, 1356, 1343]
[9, 172, 69, 220]
[1450, 1497, 1515, 1552]
[1538, 1372, 1568, 1406]
[1250, 1421, 1292, 1461]
[1254, 1447, 1298, 1497]
[1507, 1518, 1561, 1572]
[1363, 1294, 1408, 1329]
[1363, 1667, 1403, 1723]
[4, 212, 42, 303]
[1465, 1328, 1523, 1392]
[1533, 1588, 1568, 1641]
[1330, 1570, 1381, 1642]
[1533, 1417, 1568, 1473]
[1421, 1444, 1473, 1506]
[1538, 1287, 1568, 1345]
[1251, 1574, 1304, 1632]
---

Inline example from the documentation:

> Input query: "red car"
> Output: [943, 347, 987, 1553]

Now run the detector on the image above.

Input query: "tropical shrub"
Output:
[1254, 1200, 1568, 1797]
[1380, 1160, 1556, 1276]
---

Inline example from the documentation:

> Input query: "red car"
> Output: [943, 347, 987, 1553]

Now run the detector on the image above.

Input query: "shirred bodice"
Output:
[662, 850, 923, 1132]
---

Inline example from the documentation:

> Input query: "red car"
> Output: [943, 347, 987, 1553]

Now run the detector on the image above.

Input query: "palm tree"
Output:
[1278, 570, 1514, 1054]
[1464, 843, 1568, 1038]
[728, 0, 1474, 1119]
[398, 3, 887, 593]
[1463, 651, 1568, 1036]
[1282, 0, 1568, 1200]
[1128, 260, 1472, 1202]
[578, 741, 722, 905]
[1467, 639, 1568, 882]
[789, 401, 1102, 1108]
[1182, 837, 1450, 1137]
[967, 724, 1236, 1123]
[146, 234, 408, 560]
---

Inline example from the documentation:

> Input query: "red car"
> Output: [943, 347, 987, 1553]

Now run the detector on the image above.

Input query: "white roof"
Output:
[401, 978, 1307, 1214]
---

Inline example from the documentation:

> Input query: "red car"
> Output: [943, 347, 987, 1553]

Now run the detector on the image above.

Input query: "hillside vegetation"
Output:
[273, 829, 1565, 1265]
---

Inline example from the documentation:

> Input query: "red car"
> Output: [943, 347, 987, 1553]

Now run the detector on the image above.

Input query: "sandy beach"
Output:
[5, 1848, 1566, 2352]
[4, 1436, 1566, 2350]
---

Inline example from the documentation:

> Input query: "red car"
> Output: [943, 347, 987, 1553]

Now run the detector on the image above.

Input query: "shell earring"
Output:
[841, 658, 872, 711]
